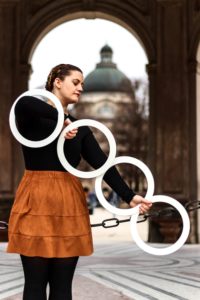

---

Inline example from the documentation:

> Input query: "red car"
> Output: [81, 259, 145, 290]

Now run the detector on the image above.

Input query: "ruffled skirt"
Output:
[7, 170, 93, 258]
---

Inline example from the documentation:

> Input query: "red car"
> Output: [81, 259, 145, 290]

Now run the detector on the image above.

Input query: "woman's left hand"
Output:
[129, 195, 152, 214]
[64, 119, 78, 139]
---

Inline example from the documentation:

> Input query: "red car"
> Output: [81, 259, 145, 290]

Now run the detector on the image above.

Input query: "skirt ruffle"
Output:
[7, 170, 93, 258]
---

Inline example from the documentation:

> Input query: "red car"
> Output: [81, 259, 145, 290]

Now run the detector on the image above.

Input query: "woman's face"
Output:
[53, 70, 84, 106]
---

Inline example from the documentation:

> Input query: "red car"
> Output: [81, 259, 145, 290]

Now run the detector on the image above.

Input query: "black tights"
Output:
[20, 255, 79, 300]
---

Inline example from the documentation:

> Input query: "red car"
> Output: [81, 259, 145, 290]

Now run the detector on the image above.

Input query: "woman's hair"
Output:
[45, 64, 83, 91]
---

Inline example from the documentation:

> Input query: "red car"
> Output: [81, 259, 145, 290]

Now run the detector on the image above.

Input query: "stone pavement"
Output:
[0, 208, 200, 300]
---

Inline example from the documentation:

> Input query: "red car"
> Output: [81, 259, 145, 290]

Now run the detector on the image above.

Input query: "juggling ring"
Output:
[130, 195, 190, 255]
[9, 89, 191, 255]
[57, 122, 190, 255]
[57, 119, 117, 179]
[9, 89, 64, 148]
[95, 156, 155, 216]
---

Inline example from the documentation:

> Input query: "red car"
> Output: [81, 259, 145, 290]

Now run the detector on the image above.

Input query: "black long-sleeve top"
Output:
[15, 96, 135, 204]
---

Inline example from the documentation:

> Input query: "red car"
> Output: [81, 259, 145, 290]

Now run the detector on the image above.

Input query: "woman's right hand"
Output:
[64, 118, 78, 139]
[129, 195, 152, 214]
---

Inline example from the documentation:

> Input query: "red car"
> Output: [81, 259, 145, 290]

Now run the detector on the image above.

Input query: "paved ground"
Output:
[0, 208, 200, 300]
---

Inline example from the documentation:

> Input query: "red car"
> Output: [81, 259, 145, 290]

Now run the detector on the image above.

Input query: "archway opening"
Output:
[29, 18, 148, 88]
[28, 17, 150, 243]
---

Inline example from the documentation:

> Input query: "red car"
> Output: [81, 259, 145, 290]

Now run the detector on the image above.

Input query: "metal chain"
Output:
[90, 200, 200, 229]
[0, 200, 200, 230]
[0, 221, 8, 230]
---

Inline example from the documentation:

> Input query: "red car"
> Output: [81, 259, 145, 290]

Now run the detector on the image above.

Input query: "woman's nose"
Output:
[78, 85, 83, 92]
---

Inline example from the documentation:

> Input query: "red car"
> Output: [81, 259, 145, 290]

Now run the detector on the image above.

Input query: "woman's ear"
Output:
[54, 78, 62, 89]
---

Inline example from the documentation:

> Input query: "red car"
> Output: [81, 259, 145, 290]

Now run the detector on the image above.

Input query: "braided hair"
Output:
[45, 64, 83, 92]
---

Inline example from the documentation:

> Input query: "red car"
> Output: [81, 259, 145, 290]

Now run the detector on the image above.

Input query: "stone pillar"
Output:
[197, 58, 200, 243]
[147, 0, 191, 242]
[12, 62, 31, 187]
[0, 0, 23, 241]
[187, 59, 199, 243]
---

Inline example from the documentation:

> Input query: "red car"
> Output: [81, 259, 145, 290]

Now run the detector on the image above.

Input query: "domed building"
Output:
[72, 45, 147, 192]
[83, 44, 134, 94]
[74, 45, 135, 123]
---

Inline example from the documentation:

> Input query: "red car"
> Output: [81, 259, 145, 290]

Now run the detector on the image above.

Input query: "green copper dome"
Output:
[84, 45, 134, 94]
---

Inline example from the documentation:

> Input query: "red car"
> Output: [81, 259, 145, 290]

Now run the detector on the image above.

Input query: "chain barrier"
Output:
[0, 200, 200, 230]
[91, 200, 200, 229]
[0, 221, 8, 230]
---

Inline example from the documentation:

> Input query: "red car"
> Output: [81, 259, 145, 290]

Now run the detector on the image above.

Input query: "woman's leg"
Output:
[20, 255, 49, 300]
[48, 256, 79, 300]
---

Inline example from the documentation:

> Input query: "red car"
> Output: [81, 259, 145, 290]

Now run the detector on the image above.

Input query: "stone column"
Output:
[148, 0, 191, 242]
[197, 59, 200, 242]
[0, 0, 22, 241]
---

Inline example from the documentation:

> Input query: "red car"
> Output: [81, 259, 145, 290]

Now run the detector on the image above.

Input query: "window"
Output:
[97, 103, 115, 118]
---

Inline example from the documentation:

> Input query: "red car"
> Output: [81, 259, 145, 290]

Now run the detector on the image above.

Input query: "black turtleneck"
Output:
[14, 96, 135, 203]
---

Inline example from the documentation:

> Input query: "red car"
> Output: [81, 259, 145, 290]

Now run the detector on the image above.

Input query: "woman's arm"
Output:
[81, 128, 152, 212]
[15, 96, 59, 121]
[81, 128, 135, 203]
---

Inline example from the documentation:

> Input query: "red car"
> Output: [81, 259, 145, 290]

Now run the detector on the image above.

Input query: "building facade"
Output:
[72, 44, 148, 194]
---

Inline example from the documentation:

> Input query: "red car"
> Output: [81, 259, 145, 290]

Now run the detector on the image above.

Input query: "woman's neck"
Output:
[47, 100, 69, 115]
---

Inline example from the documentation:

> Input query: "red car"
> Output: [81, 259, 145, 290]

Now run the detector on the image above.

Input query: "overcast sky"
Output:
[29, 18, 148, 89]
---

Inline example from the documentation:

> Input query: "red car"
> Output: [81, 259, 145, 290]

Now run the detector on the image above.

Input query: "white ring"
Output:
[95, 156, 155, 216]
[9, 89, 64, 148]
[57, 119, 116, 178]
[130, 195, 190, 255]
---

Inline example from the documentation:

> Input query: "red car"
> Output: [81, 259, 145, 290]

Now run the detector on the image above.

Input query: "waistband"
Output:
[24, 170, 73, 179]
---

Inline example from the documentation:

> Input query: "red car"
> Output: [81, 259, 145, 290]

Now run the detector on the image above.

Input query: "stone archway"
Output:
[0, 0, 199, 243]
[22, 9, 155, 65]
[19, 9, 156, 191]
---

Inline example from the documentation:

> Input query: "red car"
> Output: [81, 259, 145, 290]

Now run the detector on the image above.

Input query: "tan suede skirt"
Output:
[7, 170, 93, 258]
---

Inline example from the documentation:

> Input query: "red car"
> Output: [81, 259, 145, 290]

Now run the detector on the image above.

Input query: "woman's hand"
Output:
[64, 118, 78, 139]
[129, 195, 152, 214]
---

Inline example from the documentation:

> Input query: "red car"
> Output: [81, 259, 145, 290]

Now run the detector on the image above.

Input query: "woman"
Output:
[7, 64, 152, 300]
